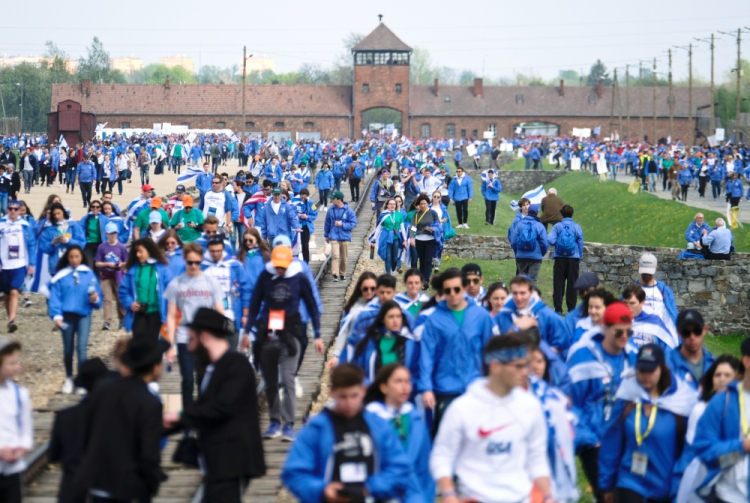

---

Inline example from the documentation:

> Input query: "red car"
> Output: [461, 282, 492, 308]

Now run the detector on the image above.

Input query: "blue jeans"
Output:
[60, 313, 91, 377]
[711, 180, 722, 199]
[140, 166, 150, 185]
[648, 173, 657, 191]
[385, 239, 400, 274]
[177, 343, 195, 410]
[608, 163, 617, 181]
[0, 193, 8, 217]
[334, 177, 342, 192]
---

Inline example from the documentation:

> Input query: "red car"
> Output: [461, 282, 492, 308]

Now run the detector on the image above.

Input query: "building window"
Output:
[461, 129, 466, 138]
[245, 121, 255, 128]
[217, 121, 226, 128]
[444, 95, 451, 102]
[362, 84, 369, 94]
[275, 121, 284, 128]
[667, 95, 676, 104]
[120, 122, 130, 128]
[395, 84, 402, 94]
[488, 124, 496, 135]
[447, 124, 456, 137]
[515, 94, 524, 103]
[421, 124, 431, 138]
[472, 130, 478, 138]
[182, 122, 190, 128]
[354, 51, 409, 66]
[304, 121, 314, 128]
[588, 95, 597, 104]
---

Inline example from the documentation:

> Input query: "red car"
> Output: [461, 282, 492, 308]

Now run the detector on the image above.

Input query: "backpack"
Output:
[353, 165, 364, 178]
[518, 221, 537, 252]
[555, 224, 577, 257]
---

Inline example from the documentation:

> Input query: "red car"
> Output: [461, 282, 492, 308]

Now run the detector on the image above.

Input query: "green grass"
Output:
[703, 334, 744, 357]
[447, 171, 750, 252]
[502, 157, 559, 171]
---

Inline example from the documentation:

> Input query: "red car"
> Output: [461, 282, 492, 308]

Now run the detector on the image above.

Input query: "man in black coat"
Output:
[0, 147, 16, 168]
[164, 308, 266, 503]
[76, 338, 169, 503]
[48, 358, 109, 503]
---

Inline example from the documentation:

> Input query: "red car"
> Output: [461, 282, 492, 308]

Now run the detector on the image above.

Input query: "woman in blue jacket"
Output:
[314, 162, 335, 210]
[725, 172, 744, 208]
[101, 201, 128, 244]
[351, 300, 420, 388]
[480, 169, 502, 225]
[237, 228, 269, 292]
[117, 238, 174, 340]
[47, 244, 103, 394]
[331, 159, 345, 192]
[157, 229, 186, 277]
[39, 203, 86, 273]
[599, 344, 698, 503]
[365, 364, 434, 503]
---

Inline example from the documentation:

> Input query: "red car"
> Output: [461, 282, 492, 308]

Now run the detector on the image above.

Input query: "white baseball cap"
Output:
[639, 253, 657, 275]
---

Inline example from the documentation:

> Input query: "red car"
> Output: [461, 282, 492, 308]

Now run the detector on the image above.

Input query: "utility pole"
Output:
[626, 64, 631, 138]
[668, 49, 674, 139]
[674, 44, 693, 126]
[639, 61, 644, 140]
[696, 34, 716, 134]
[610, 68, 616, 137]
[241, 48, 254, 140]
[0, 81, 6, 118]
[653, 58, 657, 141]
[719, 29, 743, 136]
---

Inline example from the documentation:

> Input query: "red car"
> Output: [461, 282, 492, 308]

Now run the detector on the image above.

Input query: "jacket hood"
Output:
[264, 257, 304, 278]
[614, 373, 699, 417]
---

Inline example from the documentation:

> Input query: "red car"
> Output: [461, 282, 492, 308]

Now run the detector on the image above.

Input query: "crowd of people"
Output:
[0, 130, 748, 503]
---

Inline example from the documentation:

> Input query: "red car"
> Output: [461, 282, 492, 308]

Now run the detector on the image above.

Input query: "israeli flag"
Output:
[59, 135, 68, 149]
[593, 126, 601, 135]
[510, 185, 546, 211]
[177, 165, 206, 184]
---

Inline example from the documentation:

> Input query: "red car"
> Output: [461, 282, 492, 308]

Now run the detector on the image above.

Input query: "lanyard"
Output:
[739, 387, 749, 437]
[635, 402, 658, 447]
[414, 210, 428, 226]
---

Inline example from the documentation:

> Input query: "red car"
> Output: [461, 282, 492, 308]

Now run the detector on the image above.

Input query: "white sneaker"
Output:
[295, 377, 303, 398]
[322, 206, 327, 212]
[464, 224, 469, 229]
[61, 378, 74, 394]
[75, 387, 87, 396]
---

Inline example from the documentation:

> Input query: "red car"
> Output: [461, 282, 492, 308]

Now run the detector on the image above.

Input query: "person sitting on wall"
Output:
[699, 218, 734, 260]
[684, 213, 711, 250]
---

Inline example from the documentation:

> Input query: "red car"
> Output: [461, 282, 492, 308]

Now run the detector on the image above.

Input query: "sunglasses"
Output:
[186, 260, 202, 266]
[614, 329, 633, 339]
[468, 278, 481, 285]
[166, 240, 178, 246]
[90, 205, 101, 209]
[212, 181, 222, 185]
[443, 286, 462, 295]
[679, 327, 703, 338]
[361, 286, 376, 293]
[7, 207, 19, 211]
[244, 239, 256, 245]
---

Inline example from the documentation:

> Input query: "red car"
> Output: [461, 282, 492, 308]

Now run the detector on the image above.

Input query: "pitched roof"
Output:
[50, 83, 353, 116]
[409, 85, 712, 118]
[352, 23, 411, 52]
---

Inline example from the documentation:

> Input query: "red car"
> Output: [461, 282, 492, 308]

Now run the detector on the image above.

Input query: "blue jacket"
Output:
[480, 178, 502, 201]
[314, 170, 334, 191]
[0, 216, 36, 268]
[547, 217, 584, 259]
[351, 328, 420, 387]
[685, 221, 711, 243]
[294, 198, 318, 234]
[259, 200, 299, 242]
[241, 250, 266, 293]
[79, 213, 110, 243]
[39, 220, 86, 272]
[200, 254, 250, 324]
[117, 262, 174, 332]
[495, 295, 569, 352]
[665, 345, 715, 389]
[324, 203, 357, 242]
[342, 298, 415, 362]
[165, 251, 186, 277]
[281, 410, 411, 503]
[448, 175, 473, 201]
[677, 169, 693, 185]
[726, 178, 744, 198]
[418, 300, 493, 394]
[510, 216, 549, 260]
[530, 147, 541, 160]
[47, 266, 103, 320]
[195, 172, 213, 197]
[264, 163, 283, 184]
[195, 234, 234, 256]
[708, 164, 725, 182]
[76, 161, 96, 183]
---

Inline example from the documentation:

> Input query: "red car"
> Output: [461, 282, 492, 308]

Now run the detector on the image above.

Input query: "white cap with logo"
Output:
[639, 253, 657, 275]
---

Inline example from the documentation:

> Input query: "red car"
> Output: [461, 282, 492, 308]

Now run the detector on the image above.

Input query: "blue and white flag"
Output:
[177, 165, 206, 184]
[510, 185, 546, 211]
[593, 126, 601, 135]
[59, 135, 68, 149]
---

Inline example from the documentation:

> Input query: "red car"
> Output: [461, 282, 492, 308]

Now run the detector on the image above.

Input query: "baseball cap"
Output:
[7, 200, 21, 209]
[574, 272, 599, 290]
[176, 184, 186, 193]
[381, 169, 390, 175]
[271, 246, 293, 268]
[639, 253, 657, 275]
[272, 187, 282, 195]
[331, 191, 345, 200]
[141, 184, 153, 192]
[635, 343, 665, 372]
[150, 197, 163, 208]
[105, 222, 118, 234]
[272, 235, 292, 248]
[677, 309, 705, 332]
[528, 204, 540, 215]
[148, 212, 162, 224]
[182, 195, 194, 208]
[603, 302, 633, 325]
[461, 263, 482, 277]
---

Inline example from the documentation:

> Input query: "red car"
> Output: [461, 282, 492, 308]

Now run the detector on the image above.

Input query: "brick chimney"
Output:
[559, 79, 564, 97]
[434, 78, 439, 96]
[165, 76, 170, 90]
[81, 78, 91, 97]
[597, 79, 603, 99]
[473, 78, 483, 97]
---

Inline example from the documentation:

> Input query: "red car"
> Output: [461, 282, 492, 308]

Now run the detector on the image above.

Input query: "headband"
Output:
[484, 345, 528, 365]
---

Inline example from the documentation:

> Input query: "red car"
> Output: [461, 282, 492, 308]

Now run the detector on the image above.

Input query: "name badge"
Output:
[411, 226, 417, 233]
[8, 245, 19, 260]
[631, 451, 648, 476]
[269, 310, 285, 331]
[339, 462, 367, 483]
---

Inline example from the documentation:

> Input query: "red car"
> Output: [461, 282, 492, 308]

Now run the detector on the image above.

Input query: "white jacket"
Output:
[430, 378, 550, 503]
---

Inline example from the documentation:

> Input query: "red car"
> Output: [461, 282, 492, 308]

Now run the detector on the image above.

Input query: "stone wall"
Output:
[495, 170, 567, 194]
[443, 234, 750, 334]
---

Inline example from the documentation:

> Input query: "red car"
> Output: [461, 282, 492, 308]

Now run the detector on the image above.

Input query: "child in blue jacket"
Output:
[480, 169, 502, 225]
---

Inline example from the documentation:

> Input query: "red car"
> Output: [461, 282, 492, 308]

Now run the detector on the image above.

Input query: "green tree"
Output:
[147, 64, 196, 84]
[77, 37, 126, 84]
[558, 69, 581, 86]
[587, 59, 612, 86]
[459, 70, 477, 85]
[410, 47, 438, 85]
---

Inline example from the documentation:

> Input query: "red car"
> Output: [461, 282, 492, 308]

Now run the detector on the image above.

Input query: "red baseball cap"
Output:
[141, 184, 153, 191]
[603, 302, 633, 325]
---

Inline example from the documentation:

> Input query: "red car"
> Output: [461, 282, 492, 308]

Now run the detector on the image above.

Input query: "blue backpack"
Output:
[555, 224, 577, 257]
[353, 164, 364, 178]
[518, 221, 537, 252]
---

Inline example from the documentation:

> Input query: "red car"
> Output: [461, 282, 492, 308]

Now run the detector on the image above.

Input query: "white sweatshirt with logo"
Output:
[430, 378, 550, 503]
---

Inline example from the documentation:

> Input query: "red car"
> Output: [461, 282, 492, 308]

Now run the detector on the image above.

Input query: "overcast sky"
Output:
[3, 0, 750, 83]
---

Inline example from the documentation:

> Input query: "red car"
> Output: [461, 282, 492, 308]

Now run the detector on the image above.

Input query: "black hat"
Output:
[677, 309, 705, 332]
[574, 272, 599, 290]
[635, 343, 665, 372]
[176, 184, 186, 193]
[187, 308, 235, 339]
[207, 235, 225, 247]
[121, 337, 170, 370]
[73, 358, 108, 392]
[461, 263, 482, 277]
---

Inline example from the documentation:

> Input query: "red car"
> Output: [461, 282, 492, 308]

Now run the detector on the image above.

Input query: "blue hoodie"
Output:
[294, 198, 318, 234]
[342, 298, 414, 362]
[547, 217, 584, 259]
[47, 265, 103, 320]
[708, 163, 725, 182]
[448, 175, 473, 201]
[314, 169, 335, 191]
[495, 293, 569, 352]
[77, 161, 96, 183]
[324, 203, 357, 242]
[39, 220, 86, 272]
[117, 261, 174, 332]
[685, 220, 711, 244]
[258, 199, 299, 243]
[480, 178, 502, 201]
[264, 162, 283, 184]
[281, 409, 411, 503]
[726, 178, 744, 198]
[665, 345, 715, 389]
[418, 300, 493, 395]
[351, 326, 420, 387]
[510, 215, 548, 261]
[677, 168, 694, 185]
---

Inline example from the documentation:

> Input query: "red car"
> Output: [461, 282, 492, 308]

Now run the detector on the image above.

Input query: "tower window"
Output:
[304, 121, 314, 128]
[217, 121, 226, 128]
[275, 121, 284, 128]
[395, 84, 402, 94]
[120, 122, 130, 128]
[362, 84, 369, 94]
[447, 124, 456, 137]
[472, 130, 478, 138]
[421, 124, 431, 138]
[245, 121, 255, 128]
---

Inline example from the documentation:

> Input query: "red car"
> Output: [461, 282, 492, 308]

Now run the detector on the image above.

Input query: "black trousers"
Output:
[455, 199, 469, 225]
[681, 184, 689, 201]
[553, 257, 579, 314]
[431, 393, 460, 438]
[0, 474, 21, 503]
[613, 487, 670, 503]
[577, 445, 605, 503]
[132, 311, 162, 340]
[698, 176, 707, 197]
[301, 225, 311, 263]
[415, 239, 437, 284]
[91, 497, 150, 503]
[484, 199, 497, 224]
[349, 178, 361, 202]
[80, 181, 93, 206]
[202, 477, 249, 503]
[296, 322, 309, 374]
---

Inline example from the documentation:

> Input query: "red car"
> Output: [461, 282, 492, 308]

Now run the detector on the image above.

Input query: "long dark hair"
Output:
[582, 288, 617, 318]
[125, 238, 168, 270]
[364, 363, 409, 405]
[354, 300, 408, 357]
[482, 281, 509, 310]
[48, 202, 69, 224]
[157, 228, 183, 251]
[39, 194, 61, 220]
[700, 354, 743, 402]
[343, 271, 377, 313]
[236, 227, 270, 263]
[56, 244, 91, 272]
